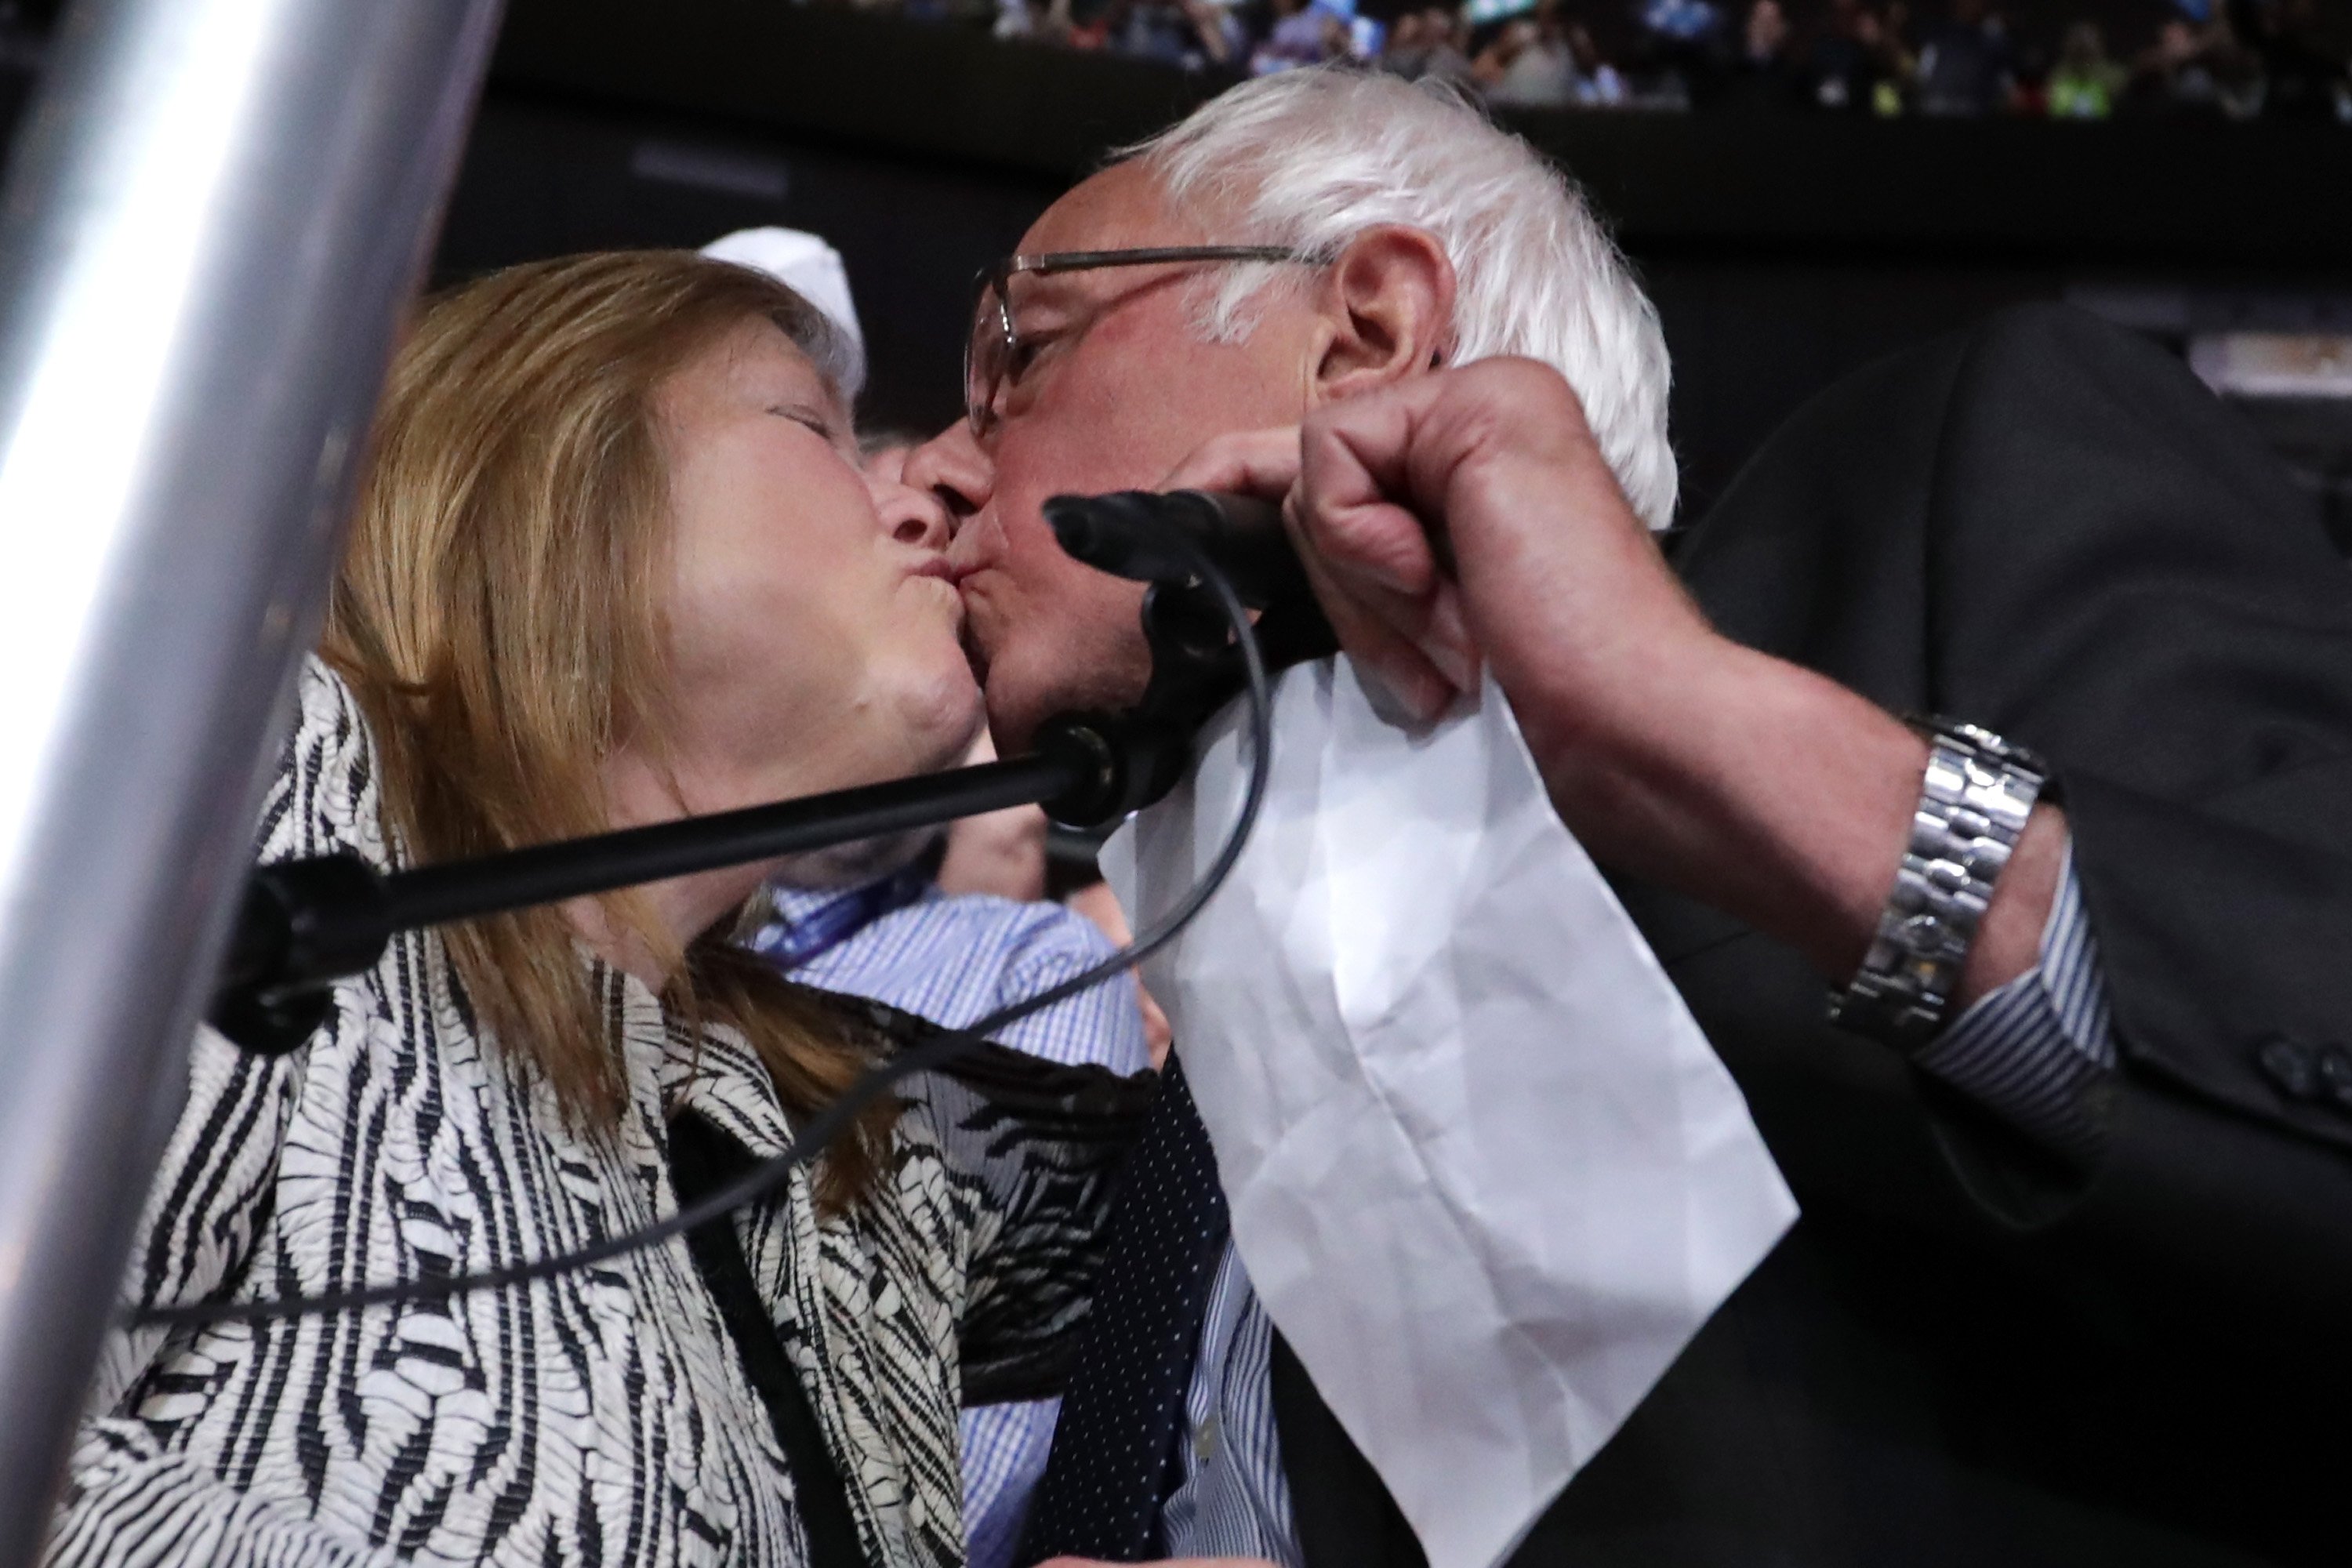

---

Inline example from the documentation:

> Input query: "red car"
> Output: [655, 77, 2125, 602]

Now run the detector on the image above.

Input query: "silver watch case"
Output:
[1828, 720, 2048, 1051]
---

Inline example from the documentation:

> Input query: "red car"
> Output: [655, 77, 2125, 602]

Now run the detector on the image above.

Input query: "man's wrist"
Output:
[1955, 803, 2066, 1009]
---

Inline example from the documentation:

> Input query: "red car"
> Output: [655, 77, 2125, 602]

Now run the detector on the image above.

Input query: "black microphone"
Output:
[1043, 488, 1339, 714]
[1043, 489, 1312, 614]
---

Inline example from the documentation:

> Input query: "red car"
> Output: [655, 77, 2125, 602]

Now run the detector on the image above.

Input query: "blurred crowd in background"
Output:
[814, 0, 2352, 121]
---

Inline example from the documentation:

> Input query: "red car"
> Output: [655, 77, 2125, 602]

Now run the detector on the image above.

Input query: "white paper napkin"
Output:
[1102, 658, 1798, 1568]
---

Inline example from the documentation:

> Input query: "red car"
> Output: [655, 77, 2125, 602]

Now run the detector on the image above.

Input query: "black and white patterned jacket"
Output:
[48, 661, 1150, 1568]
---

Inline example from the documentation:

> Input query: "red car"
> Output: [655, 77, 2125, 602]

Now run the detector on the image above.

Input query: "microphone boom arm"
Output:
[211, 717, 1138, 1055]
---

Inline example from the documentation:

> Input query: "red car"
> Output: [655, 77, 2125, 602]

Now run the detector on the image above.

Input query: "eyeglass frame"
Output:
[963, 245, 1320, 439]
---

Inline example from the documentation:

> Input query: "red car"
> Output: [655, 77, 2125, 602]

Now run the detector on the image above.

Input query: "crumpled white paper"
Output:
[1101, 658, 1798, 1568]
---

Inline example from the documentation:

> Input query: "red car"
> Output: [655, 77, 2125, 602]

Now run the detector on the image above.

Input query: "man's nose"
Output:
[868, 474, 953, 553]
[902, 420, 993, 534]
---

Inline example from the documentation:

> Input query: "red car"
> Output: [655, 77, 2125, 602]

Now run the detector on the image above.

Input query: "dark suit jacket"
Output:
[1274, 304, 2352, 1567]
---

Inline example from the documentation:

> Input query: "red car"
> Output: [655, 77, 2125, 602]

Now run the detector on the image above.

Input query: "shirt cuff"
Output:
[1909, 840, 2118, 1166]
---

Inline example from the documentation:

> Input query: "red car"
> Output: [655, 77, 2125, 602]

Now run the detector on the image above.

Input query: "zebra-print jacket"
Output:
[48, 661, 1151, 1568]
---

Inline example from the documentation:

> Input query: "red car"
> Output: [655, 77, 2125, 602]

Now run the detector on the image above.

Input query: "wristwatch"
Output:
[1828, 719, 2049, 1051]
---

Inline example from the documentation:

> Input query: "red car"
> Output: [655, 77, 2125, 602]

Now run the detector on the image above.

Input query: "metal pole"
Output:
[0, 0, 504, 1551]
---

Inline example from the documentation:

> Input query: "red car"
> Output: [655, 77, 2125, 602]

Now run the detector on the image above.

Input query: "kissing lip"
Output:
[905, 556, 956, 585]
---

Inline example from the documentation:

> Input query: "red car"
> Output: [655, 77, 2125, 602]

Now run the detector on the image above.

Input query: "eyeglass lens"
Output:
[964, 249, 1305, 437]
[965, 274, 1011, 437]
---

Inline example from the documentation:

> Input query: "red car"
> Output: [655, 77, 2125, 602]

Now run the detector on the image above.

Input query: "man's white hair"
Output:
[1126, 67, 1679, 530]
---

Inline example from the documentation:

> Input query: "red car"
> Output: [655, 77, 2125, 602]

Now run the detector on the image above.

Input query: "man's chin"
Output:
[984, 646, 1154, 760]
[978, 642, 1069, 758]
[981, 679, 1045, 760]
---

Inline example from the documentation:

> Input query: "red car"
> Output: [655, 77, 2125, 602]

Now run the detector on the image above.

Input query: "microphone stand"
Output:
[209, 711, 1177, 1054]
[209, 489, 1334, 1055]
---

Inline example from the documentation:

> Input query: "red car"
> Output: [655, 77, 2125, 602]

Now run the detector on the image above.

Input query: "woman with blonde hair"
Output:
[50, 252, 1149, 1566]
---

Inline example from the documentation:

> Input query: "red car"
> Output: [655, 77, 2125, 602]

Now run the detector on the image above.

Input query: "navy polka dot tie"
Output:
[1017, 1057, 1231, 1563]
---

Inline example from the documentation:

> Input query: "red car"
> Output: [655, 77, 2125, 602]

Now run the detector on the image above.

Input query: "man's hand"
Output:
[1163, 361, 1713, 731]
[1166, 360, 2062, 1004]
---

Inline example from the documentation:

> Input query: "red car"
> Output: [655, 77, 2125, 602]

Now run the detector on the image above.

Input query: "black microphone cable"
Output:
[130, 531, 1276, 1331]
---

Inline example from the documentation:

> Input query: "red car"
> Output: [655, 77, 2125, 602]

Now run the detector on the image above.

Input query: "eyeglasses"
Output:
[964, 245, 1318, 439]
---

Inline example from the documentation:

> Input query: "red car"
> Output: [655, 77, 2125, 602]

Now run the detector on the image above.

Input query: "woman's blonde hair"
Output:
[323, 250, 889, 1210]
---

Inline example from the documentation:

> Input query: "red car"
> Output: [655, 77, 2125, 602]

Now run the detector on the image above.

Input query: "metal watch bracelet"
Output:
[1828, 720, 2049, 1051]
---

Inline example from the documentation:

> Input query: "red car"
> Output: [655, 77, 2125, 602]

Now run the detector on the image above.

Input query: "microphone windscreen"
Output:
[1043, 490, 1304, 612]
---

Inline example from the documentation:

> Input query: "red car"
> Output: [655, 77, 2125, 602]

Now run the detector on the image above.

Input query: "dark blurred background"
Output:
[2, 0, 2345, 541]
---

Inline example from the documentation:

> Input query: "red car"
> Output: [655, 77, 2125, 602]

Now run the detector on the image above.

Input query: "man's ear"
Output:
[1308, 225, 1457, 407]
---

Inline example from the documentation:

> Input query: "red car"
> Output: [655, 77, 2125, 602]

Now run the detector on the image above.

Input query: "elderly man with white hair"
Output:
[906, 64, 2352, 1568]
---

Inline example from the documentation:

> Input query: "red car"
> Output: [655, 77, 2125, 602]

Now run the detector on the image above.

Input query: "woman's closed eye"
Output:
[771, 404, 832, 436]
[769, 403, 851, 454]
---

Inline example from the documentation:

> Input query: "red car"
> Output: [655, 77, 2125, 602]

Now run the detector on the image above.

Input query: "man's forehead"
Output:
[1018, 161, 1193, 256]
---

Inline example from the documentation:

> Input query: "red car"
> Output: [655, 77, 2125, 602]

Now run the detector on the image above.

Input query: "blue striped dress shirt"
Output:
[745, 877, 1151, 1568]
[1162, 848, 2118, 1564]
